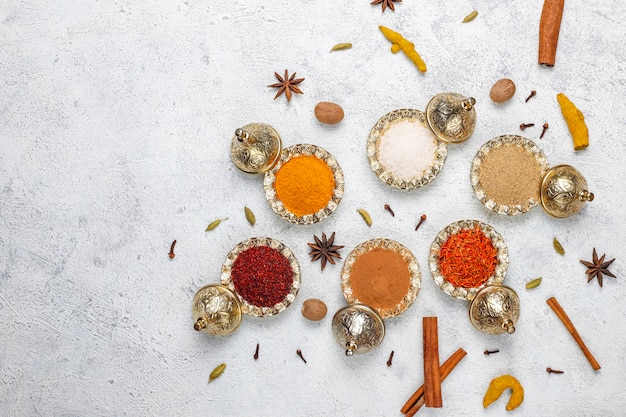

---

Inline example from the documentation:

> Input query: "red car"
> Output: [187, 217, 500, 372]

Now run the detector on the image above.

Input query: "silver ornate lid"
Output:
[540, 164, 594, 218]
[331, 304, 385, 356]
[192, 284, 242, 336]
[469, 285, 520, 335]
[425, 92, 477, 144]
[230, 123, 282, 174]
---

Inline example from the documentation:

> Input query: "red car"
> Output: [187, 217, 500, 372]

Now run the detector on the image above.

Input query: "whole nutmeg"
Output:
[490, 78, 516, 103]
[314, 102, 344, 124]
[301, 298, 328, 321]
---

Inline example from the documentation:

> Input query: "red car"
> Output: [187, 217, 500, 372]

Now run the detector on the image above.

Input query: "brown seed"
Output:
[301, 298, 328, 321]
[314, 102, 344, 124]
[490, 78, 516, 103]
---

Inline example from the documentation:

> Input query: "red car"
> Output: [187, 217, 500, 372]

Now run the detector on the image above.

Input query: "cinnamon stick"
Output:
[422, 317, 442, 408]
[538, 0, 565, 66]
[546, 297, 601, 370]
[401, 348, 467, 415]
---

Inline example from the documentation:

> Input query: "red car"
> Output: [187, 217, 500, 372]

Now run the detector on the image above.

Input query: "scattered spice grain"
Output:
[254, 343, 259, 360]
[476, 142, 545, 210]
[296, 349, 307, 364]
[520, 123, 535, 130]
[438, 225, 497, 288]
[546, 367, 564, 374]
[275, 155, 335, 217]
[231, 246, 293, 307]
[540, 123, 549, 139]
[525, 90, 537, 102]
[484, 349, 500, 355]
[168, 240, 177, 259]
[384, 204, 395, 217]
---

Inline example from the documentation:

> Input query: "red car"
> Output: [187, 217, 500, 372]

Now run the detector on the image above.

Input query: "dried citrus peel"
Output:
[379, 26, 427, 73]
[557, 93, 589, 150]
[483, 374, 524, 411]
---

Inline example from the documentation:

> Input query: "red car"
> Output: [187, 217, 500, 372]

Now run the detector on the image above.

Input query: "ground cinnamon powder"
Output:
[349, 248, 411, 310]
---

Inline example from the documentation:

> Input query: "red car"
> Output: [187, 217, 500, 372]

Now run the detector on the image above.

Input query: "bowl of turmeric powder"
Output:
[264, 144, 344, 224]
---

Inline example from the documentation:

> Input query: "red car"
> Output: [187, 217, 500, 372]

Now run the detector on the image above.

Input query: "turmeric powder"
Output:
[274, 155, 335, 217]
[379, 26, 427, 73]
[557, 93, 589, 150]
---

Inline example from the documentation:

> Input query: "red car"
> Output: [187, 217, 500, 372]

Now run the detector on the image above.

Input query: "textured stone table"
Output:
[1, 1, 625, 416]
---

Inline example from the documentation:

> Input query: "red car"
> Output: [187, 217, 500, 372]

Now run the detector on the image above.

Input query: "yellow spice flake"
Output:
[557, 93, 589, 151]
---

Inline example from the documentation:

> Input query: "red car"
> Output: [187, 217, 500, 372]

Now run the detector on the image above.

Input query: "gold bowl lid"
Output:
[540, 164, 594, 218]
[331, 304, 386, 356]
[191, 284, 242, 336]
[469, 285, 520, 335]
[425, 92, 477, 144]
[230, 123, 282, 174]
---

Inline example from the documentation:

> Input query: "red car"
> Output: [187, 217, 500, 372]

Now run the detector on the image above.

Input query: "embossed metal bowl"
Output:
[221, 237, 301, 317]
[429, 220, 508, 301]
[341, 238, 421, 319]
[425, 92, 477, 144]
[471, 135, 550, 215]
[264, 144, 344, 225]
[191, 284, 242, 336]
[367, 109, 448, 190]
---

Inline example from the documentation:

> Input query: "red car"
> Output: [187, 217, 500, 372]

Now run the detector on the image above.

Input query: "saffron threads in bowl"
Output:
[429, 220, 508, 300]
[378, 119, 437, 181]
[438, 225, 497, 288]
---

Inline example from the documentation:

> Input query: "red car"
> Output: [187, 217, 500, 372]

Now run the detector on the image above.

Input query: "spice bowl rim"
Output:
[429, 219, 508, 301]
[470, 134, 550, 216]
[221, 236, 301, 317]
[367, 108, 448, 191]
[263, 143, 344, 225]
[340, 238, 421, 319]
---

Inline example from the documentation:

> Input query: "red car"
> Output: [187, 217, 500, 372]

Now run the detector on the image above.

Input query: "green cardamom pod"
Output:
[330, 43, 352, 52]
[209, 363, 226, 382]
[244, 207, 256, 226]
[206, 218, 227, 232]
[526, 277, 542, 289]
[462, 10, 478, 23]
[553, 238, 565, 255]
[357, 208, 372, 227]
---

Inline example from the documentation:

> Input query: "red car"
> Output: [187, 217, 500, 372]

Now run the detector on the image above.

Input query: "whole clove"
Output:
[415, 214, 427, 231]
[384, 204, 395, 217]
[546, 367, 564, 374]
[296, 349, 307, 364]
[525, 90, 537, 102]
[484, 349, 500, 355]
[540, 123, 549, 139]
[254, 343, 259, 360]
[520, 123, 535, 130]
[168, 240, 177, 259]
[387, 350, 395, 366]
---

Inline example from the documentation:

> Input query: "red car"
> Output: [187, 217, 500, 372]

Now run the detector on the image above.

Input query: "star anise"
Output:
[371, 0, 402, 13]
[267, 69, 304, 102]
[308, 232, 345, 271]
[580, 248, 616, 287]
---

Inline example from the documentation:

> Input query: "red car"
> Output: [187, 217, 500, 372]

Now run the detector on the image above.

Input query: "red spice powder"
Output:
[231, 246, 293, 307]
[438, 225, 498, 288]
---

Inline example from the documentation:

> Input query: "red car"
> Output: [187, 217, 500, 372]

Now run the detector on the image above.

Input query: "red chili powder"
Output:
[438, 225, 498, 288]
[231, 246, 293, 307]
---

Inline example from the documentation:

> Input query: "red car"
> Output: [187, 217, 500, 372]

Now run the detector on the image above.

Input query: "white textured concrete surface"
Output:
[1, 1, 625, 416]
